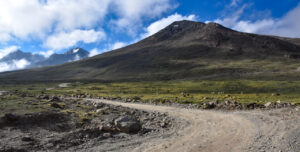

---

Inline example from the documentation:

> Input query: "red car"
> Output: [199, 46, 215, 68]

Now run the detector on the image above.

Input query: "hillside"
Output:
[1, 20, 300, 81]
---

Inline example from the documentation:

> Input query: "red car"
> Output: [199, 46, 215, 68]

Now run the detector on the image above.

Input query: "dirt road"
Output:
[89, 99, 300, 152]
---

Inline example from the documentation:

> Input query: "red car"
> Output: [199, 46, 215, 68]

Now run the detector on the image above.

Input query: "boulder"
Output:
[201, 102, 216, 109]
[114, 116, 141, 133]
[50, 96, 60, 102]
[103, 133, 112, 138]
[21, 136, 34, 142]
[2, 113, 19, 122]
[96, 107, 109, 114]
[50, 103, 63, 109]
[0, 91, 10, 96]
[245, 103, 257, 109]
[99, 123, 115, 132]
[264, 102, 272, 108]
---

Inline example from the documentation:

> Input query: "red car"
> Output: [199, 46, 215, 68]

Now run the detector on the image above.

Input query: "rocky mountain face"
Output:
[1, 20, 300, 81]
[0, 48, 89, 70]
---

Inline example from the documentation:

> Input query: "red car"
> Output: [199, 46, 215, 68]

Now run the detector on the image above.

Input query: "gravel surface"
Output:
[89, 99, 300, 152]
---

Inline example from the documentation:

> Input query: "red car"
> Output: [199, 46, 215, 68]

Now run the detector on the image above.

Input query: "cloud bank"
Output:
[0, 59, 30, 72]
[142, 13, 196, 38]
[0, 46, 19, 59]
[0, 0, 176, 50]
[45, 29, 106, 50]
[214, 2, 300, 38]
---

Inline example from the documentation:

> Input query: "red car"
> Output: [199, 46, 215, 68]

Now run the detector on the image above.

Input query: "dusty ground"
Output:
[88, 99, 300, 152]
[0, 99, 175, 152]
[0, 97, 299, 152]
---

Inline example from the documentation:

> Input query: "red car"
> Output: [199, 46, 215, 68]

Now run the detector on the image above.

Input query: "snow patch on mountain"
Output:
[73, 48, 79, 53]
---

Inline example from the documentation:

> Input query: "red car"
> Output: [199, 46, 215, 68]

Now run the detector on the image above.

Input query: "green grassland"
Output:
[1, 80, 300, 106]
[0, 94, 50, 116]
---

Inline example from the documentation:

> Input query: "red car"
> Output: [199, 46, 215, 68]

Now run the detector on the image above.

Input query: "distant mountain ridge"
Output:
[33, 48, 89, 67]
[0, 50, 45, 63]
[0, 48, 89, 70]
[1, 20, 300, 81]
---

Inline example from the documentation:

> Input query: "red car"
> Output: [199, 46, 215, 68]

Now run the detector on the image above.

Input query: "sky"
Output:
[0, 0, 300, 58]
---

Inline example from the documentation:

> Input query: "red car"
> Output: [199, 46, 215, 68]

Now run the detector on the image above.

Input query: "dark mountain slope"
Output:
[1, 20, 300, 81]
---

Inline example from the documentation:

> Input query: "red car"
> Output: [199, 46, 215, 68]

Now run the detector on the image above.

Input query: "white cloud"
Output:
[0, 0, 111, 40]
[111, 0, 176, 34]
[0, 0, 175, 42]
[0, 46, 19, 59]
[45, 29, 106, 50]
[0, 0, 177, 49]
[230, 0, 241, 7]
[0, 33, 11, 42]
[89, 41, 129, 57]
[13, 59, 30, 69]
[142, 13, 196, 38]
[0, 59, 30, 72]
[112, 42, 127, 50]
[38, 50, 54, 58]
[73, 54, 81, 61]
[89, 48, 100, 57]
[213, 3, 300, 38]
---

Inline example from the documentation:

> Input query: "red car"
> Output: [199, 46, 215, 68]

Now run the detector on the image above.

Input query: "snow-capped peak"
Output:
[73, 48, 79, 53]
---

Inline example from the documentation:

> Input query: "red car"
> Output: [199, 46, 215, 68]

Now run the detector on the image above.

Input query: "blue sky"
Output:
[0, 0, 300, 57]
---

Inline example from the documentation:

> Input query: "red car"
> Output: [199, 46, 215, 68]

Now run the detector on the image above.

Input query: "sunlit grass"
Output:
[1, 80, 300, 105]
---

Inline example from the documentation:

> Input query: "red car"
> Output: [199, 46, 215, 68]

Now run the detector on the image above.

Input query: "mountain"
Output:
[33, 48, 89, 67]
[1, 20, 300, 81]
[0, 48, 89, 71]
[0, 50, 45, 63]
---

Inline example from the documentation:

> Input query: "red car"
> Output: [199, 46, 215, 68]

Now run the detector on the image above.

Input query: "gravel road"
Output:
[90, 99, 300, 152]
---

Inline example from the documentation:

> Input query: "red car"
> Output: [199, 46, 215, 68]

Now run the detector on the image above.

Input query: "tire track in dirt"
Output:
[90, 99, 300, 152]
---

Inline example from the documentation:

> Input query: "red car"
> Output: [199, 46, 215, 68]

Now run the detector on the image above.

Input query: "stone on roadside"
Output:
[103, 133, 111, 138]
[264, 102, 272, 108]
[114, 116, 141, 133]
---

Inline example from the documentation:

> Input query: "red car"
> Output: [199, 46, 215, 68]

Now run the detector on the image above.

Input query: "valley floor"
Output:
[0, 81, 300, 151]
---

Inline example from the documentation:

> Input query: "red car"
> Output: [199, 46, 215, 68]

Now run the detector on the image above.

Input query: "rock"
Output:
[0, 91, 10, 96]
[3, 113, 19, 122]
[276, 100, 281, 104]
[96, 107, 109, 114]
[50, 103, 63, 109]
[160, 122, 167, 128]
[224, 101, 230, 105]
[246, 103, 257, 109]
[103, 133, 111, 138]
[94, 103, 104, 109]
[114, 116, 141, 133]
[202, 102, 215, 109]
[99, 123, 115, 132]
[264, 102, 272, 108]
[50, 96, 60, 102]
[21, 136, 34, 142]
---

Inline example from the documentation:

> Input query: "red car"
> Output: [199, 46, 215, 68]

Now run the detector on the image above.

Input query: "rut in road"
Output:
[88, 99, 300, 152]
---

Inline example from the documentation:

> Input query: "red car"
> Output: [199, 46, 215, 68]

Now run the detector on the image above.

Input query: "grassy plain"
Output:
[1, 80, 300, 106]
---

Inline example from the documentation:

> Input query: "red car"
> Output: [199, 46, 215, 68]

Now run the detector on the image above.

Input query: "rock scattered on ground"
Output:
[114, 116, 141, 133]
[0, 98, 174, 152]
